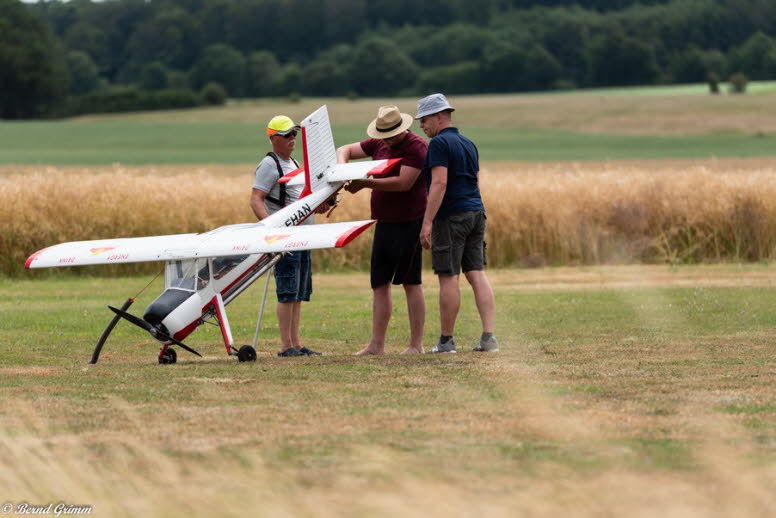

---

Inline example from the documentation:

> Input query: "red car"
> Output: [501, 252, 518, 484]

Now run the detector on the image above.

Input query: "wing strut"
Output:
[252, 265, 274, 349]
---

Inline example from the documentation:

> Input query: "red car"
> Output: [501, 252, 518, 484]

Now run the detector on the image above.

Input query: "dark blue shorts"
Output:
[274, 250, 312, 302]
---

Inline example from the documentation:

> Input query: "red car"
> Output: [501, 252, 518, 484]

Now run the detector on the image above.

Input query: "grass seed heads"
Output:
[3, 159, 776, 276]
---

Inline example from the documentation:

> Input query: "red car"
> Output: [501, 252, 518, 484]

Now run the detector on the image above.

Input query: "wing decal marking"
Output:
[90, 247, 116, 255]
[264, 234, 291, 244]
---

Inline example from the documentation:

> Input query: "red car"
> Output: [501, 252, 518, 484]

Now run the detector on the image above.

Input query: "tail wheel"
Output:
[238, 345, 257, 362]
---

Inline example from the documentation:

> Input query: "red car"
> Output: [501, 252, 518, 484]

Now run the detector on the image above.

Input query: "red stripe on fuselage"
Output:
[173, 253, 267, 343]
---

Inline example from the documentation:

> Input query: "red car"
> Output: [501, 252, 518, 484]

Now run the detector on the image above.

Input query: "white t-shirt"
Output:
[252, 154, 314, 225]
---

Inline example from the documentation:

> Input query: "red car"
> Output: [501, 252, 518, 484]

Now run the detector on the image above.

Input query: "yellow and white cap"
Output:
[266, 115, 300, 136]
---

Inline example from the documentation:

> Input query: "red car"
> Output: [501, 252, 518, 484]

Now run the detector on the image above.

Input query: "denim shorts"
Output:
[431, 211, 486, 275]
[274, 250, 312, 302]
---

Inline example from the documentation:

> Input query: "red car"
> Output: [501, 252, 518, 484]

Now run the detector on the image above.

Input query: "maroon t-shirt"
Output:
[359, 131, 428, 222]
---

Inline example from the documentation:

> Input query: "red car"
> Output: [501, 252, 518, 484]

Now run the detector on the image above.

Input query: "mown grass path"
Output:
[1, 266, 773, 516]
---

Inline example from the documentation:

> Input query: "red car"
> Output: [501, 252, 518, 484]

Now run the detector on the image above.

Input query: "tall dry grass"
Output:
[3, 159, 776, 276]
[483, 159, 776, 267]
[2, 396, 774, 517]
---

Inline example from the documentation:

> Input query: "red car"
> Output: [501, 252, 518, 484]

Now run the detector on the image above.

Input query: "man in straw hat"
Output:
[251, 114, 324, 357]
[416, 93, 498, 353]
[337, 105, 429, 355]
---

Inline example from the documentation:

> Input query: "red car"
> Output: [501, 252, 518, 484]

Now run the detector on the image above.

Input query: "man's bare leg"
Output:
[355, 283, 391, 355]
[438, 274, 460, 337]
[401, 283, 425, 354]
[290, 301, 302, 349]
[464, 270, 495, 333]
[277, 301, 296, 352]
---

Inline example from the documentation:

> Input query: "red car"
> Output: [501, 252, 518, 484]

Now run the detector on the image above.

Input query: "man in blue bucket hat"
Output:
[416, 93, 498, 354]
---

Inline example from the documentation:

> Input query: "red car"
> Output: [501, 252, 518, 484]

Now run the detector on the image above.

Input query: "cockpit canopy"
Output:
[165, 259, 209, 292]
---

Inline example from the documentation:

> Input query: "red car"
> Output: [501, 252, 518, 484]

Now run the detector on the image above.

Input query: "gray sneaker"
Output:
[430, 338, 456, 353]
[473, 335, 499, 352]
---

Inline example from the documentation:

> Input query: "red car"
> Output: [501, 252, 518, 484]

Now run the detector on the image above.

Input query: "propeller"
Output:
[108, 305, 202, 357]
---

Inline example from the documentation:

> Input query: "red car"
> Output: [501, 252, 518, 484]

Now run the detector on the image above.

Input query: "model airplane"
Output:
[25, 106, 401, 364]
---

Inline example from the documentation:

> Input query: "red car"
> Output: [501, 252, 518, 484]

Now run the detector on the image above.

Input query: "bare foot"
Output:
[401, 346, 424, 354]
[354, 346, 385, 356]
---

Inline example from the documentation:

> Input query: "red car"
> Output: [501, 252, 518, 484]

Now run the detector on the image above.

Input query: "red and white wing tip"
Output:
[336, 220, 376, 248]
[367, 158, 402, 177]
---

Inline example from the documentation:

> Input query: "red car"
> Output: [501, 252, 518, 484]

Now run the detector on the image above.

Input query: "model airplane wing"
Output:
[26, 220, 375, 269]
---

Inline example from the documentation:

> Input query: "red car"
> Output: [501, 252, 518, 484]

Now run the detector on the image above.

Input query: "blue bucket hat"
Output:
[415, 93, 455, 119]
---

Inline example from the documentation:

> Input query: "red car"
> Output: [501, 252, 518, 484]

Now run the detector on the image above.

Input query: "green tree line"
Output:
[2, 0, 776, 118]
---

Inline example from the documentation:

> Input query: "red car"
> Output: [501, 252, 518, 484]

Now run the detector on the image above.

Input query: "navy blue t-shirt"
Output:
[423, 127, 485, 220]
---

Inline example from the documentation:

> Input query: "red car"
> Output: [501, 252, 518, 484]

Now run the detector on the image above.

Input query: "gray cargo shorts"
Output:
[431, 211, 487, 275]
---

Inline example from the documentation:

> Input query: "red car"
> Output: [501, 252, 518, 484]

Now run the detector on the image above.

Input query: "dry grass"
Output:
[4, 158, 776, 276]
[78, 92, 776, 136]
[1, 404, 773, 518]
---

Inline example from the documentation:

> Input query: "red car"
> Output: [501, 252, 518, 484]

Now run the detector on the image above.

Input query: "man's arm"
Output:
[250, 188, 271, 220]
[354, 165, 421, 192]
[419, 165, 447, 249]
[336, 143, 367, 163]
[338, 143, 371, 194]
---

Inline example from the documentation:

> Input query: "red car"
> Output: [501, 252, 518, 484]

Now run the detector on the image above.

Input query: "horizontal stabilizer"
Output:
[327, 158, 402, 183]
[277, 167, 304, 184]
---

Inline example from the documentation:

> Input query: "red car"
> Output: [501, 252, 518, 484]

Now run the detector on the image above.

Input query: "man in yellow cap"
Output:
[336, 105, 428, 355]
[251, 115, 321, 357]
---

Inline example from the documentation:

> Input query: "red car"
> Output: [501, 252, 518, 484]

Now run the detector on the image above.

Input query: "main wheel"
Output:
[237, 345, 257, 362]
[159, 347, 177, 364]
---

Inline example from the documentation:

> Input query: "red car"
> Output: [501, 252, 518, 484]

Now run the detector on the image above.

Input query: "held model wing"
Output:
[279, 158, 402, 186]
[25, 220, 375, 269]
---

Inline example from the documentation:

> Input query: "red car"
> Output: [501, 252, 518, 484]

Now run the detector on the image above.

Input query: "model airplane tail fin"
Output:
[279, 104, 402, 188]
[298, 105, 337, 199]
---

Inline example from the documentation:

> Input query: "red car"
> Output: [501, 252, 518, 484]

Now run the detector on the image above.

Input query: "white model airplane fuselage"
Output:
[25, 106, 401, 363]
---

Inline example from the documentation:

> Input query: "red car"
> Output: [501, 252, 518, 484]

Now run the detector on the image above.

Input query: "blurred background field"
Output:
[2, 89, 776, 164]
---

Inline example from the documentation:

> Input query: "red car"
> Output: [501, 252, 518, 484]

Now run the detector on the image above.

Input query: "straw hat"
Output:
[366, 105, 414, 139]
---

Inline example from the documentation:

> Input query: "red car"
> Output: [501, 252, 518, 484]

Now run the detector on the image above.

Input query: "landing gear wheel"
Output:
[159, 347, 177, 364]
[237, 345, 257, 362]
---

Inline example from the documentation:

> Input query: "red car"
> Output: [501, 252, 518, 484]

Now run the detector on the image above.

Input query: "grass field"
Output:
[1, 266, 774, 516]
[2, 87, 776, 164]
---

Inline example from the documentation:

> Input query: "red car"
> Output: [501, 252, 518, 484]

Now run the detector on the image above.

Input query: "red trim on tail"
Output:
[335, 220, 376, 248]
[367, 158, 402, 177]
[299, 126, 312, 199]
[277, 167, 304, 184]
